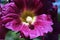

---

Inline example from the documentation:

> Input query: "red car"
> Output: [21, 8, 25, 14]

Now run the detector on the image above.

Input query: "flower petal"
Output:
[20, 24, 29, 37]
[5, 20, 21, 32]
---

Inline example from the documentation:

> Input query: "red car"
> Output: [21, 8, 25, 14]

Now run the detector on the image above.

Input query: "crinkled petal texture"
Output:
[2, 13, 53, 39]
[2, 13, 22, 32]
[2, 1, 53, 39]
[20, 14, 53, 39]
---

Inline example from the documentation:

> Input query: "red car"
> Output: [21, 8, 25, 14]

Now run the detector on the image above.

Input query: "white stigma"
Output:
[26, 16, 32, 23]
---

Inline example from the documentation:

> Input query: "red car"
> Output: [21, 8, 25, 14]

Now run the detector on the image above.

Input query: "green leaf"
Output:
[5, 31, 25, 40]
[58, 34, 60, 40]
[19, 38, 25, 40]
[1, 1, 8, 4]
[33, 37, 42, 40]
[33, 38, 40, 40]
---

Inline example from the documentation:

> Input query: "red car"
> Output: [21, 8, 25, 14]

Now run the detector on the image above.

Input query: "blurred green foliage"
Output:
[58, 34, 60, 40]
[5, 31, 42, 40]
[5, 31, 25, 40]
[1, 1, 8, 4]
[33, 37, 42, 40]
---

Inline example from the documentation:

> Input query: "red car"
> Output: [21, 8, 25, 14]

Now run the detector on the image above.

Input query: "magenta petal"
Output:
[19, 14, 53, 39]
[20, 24, 40, 39]
[20, 24, 29, 37]
[35, 25, 45, 36]
[34, 14, 53, 35]
[1, 13, 19, 19]
[2, 2, 18, 15]
[1, 13, 20, 24]
[5, 20, 21, 32]
[1, 0, 54, 38]
[29, 29, 40, 39]
[36, 14, 53, 25]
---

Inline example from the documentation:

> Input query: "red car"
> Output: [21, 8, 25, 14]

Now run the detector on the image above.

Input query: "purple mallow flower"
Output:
[2, 0, 53, 39]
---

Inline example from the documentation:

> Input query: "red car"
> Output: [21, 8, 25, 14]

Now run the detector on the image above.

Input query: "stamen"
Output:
[26, 16, 32, 23]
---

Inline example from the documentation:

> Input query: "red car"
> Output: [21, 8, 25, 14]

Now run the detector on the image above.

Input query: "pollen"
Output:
[26, 16, 32, 23]
[20, 10, 35, 23]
